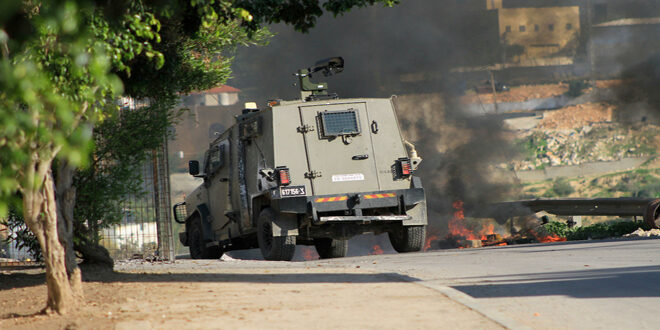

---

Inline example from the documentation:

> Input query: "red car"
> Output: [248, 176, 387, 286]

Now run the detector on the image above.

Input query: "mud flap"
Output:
[271, 212, 300, 237]
[196, 204, 215, 241]
[403, 200, 428, 226]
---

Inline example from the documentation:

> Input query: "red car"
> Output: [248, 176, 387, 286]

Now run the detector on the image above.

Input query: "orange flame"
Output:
[531, 230, 567, 243]
[301, 246, 319, 260]
[448, 200, 497, 241]
[369, 245, 384, 255]
[424, 235, 439, 251]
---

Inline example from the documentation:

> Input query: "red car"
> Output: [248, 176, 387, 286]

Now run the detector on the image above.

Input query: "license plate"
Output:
[279, 185, 307, 197]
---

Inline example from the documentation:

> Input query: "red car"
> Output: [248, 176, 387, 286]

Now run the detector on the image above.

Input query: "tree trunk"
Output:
[56, 160, 83, 298]
[22, 163, 75, 314]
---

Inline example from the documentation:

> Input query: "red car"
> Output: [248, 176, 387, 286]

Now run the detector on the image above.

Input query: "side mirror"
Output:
[188, 160, 200, 176]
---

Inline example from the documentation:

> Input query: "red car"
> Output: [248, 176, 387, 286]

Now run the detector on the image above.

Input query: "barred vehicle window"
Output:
[320, 109, 360, 137]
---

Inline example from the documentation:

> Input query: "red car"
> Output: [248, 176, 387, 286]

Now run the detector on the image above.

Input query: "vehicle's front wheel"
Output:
[189, 215, 222, 259]
[257, 208, 296, 261]
[388, 225, 426, 253]
[314, 238, 348, 259]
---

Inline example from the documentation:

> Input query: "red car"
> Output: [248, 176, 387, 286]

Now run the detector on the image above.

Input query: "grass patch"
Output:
[515, 132, 548, 162]
[542, 177, 575, 197]
[543, 220, 652, 240]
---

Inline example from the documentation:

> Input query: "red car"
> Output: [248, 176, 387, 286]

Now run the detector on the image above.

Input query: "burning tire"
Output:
[644, 199, 660, 229]
[314, 238, 348, 259]
[257, 208, 296, 261]
[388, 225, 426, 253]
[189, 215, 222, 259]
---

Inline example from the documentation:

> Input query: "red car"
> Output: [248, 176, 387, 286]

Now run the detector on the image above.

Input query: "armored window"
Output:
[320, 109, 360, 137]
[207, 144, 225, 174]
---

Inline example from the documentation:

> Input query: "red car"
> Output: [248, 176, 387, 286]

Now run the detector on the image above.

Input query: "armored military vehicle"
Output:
[174, 57, 427, 261]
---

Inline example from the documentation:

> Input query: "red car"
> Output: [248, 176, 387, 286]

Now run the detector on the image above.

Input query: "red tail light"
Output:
[398, 158, 412, 176]
[276, 166, 291, 186]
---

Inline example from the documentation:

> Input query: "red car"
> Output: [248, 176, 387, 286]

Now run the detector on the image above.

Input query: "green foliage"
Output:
[233, 0, 400, 32]
[74, 97, 179, 243]
[543, 177, 575, 197]
[515, 132, 548, 162]
[0, 204, 42, 261]
[543, 221, 569, 238]
[0, 1, 122, 217]
[609, 170, 660, 198]
[543, 220, 651, 240]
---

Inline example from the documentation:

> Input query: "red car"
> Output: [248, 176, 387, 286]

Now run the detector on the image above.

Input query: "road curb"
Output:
[384, 273, 530, 330]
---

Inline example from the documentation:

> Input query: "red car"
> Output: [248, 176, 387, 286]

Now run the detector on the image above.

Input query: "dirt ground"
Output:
[537, 102, 614, 130]
[0, 259, 501, 330]
[460, 82, 569, 104]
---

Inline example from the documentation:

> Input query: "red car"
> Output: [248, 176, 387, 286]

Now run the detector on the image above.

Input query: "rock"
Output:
[624, 228, 660, 237]
[458, 239, 483, 248]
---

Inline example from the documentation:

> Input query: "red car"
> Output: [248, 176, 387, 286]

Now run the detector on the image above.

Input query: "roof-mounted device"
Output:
[295, 57, 344, 102]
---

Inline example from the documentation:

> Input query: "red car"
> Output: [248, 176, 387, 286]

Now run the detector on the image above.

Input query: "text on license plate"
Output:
[280, 185, 307, 197]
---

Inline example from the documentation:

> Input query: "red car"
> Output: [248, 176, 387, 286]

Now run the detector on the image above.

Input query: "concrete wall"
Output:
[515, 156, 650, 182]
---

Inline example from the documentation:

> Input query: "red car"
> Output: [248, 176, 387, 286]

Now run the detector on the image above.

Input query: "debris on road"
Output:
[624, 228, 660, 237]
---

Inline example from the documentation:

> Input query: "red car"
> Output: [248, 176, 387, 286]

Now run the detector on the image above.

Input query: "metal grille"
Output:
[99, 98, 175, 261]
[99, 140, 174, 261]
[321, 109, 360, 136]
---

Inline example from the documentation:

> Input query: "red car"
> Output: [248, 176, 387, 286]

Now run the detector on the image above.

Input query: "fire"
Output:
[447, 200, 498, 241]
[301, 246, 319, 260]
[531, 230, 567, 243]
[424, 235, 439, 251]
[439, 199, 568, 250]
[369, 245, 384, 255]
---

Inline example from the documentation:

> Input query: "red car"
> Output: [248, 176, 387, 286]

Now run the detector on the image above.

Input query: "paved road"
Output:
[319, 238, 660, 329]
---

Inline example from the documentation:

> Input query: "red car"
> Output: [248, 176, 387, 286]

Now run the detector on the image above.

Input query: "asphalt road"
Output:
[318, 237, 660, 329]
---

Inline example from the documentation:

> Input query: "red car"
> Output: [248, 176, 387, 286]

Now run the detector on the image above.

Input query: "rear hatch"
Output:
[298, 100, 408, 195]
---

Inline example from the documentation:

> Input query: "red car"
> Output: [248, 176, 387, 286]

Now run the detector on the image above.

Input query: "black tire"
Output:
[314, 238, 348, 259]
[388, 225, 426, 253]
[189, 215, 222, 259]
[257, 208, 296, 261]
[644, 199, 660, 229]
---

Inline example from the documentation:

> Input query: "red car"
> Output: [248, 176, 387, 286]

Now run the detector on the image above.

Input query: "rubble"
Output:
[623, 228, 660, 238]
[511, 122, 657, 171]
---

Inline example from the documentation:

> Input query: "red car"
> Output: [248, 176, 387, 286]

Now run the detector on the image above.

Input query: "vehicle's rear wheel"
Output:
[388, 225, 426, 253]
[314, 238, 348, 259]
[257, 208, 296, 261]
[189, 215, 222, 259]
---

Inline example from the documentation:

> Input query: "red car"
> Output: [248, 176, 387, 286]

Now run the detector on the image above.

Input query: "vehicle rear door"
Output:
[298, 102, 380, 195]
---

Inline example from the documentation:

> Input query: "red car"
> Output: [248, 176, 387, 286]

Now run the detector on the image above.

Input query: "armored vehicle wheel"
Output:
[314, 238, 348, 259]
[644, 199, 660, 229]
[189, 215, 222, 259]
[388, 225, 426, 253]
[257, 208, 296, 261]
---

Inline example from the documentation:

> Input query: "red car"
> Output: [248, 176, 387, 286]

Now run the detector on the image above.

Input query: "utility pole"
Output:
[586, 0, 596, 84]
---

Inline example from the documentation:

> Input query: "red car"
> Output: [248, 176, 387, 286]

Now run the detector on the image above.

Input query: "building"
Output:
[169, 85, 243, 173]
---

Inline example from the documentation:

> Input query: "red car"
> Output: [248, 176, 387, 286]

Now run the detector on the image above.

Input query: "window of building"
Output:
[505, 25, 511, 33]
[519, 25, 526, 32]
[566, 23, 572, 30]
[534, 24, 540, 32]
[548, 24, 554, 31]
